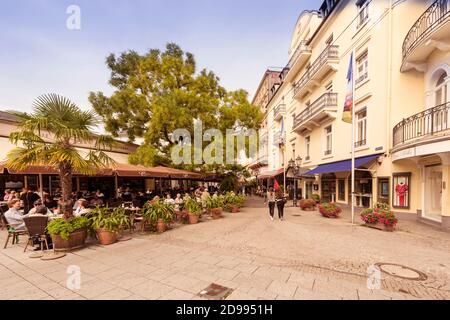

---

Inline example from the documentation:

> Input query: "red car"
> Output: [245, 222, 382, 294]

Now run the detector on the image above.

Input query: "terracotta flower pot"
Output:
[211, 208, 223, 219]
[96, 229, 118, 245]
[156, 219, 166, 233]
[188, 213, 199, 224]
[51, 229, 86, 252]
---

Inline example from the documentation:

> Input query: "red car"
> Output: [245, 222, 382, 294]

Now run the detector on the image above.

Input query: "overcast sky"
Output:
[0, 0, 319, 112]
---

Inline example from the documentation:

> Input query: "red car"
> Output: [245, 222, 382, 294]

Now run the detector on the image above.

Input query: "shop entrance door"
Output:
[424, 165, 443, 222]
[305, 182, 313, 200]
[321, 180, 336, 203]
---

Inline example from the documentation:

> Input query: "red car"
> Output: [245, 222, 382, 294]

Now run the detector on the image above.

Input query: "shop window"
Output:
[393, 173, 411, 209]
[378, 178, 390, 205]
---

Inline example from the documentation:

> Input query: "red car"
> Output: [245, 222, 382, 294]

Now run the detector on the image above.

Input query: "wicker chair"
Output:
[2, 214, 28, 249]
[23, 216, 49, 253]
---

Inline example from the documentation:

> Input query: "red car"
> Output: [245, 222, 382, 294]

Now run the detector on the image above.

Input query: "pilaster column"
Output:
[439, 153, 450, 230]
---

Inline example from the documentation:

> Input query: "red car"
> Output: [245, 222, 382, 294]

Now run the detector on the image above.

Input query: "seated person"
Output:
[95, 189, 105, 199]
[164, 193, 175, 205]
[43, 194, 57, 210]
[29, 205, 51, 217]
[90, 196, 104, 207]
[174, 194, 183, 211]
[74, 199, 91, 217]
[4, 199, 26, 231]
[27, 200, 53, 216]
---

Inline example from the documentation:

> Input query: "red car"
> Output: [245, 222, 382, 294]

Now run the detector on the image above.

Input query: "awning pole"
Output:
[114, 174, 119, 199]
[39, 174, 43, 199]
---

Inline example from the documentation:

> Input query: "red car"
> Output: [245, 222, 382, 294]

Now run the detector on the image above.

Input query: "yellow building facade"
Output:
[256, 0, 450, 230]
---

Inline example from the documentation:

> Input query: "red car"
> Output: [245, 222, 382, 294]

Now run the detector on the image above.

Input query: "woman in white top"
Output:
[164, 194, 175, 205]
[174, 194, 183, 211]
[74, 199, 91, 217]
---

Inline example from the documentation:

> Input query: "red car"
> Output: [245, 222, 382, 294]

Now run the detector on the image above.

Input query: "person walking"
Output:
[276, 189, 286, 221]
[266, 187, 276, 221]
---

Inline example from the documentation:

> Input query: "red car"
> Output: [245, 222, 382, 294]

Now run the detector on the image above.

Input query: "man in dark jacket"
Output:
[20, 187, 40, 215]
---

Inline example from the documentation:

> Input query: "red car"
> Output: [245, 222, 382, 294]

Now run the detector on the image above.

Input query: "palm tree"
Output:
[6, 94, 116, 218]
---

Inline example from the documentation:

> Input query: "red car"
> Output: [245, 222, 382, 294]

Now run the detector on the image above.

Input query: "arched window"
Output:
[435, 71, 448, 106]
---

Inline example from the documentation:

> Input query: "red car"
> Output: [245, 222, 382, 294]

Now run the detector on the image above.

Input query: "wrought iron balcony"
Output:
[283, 41, 312, 83]
[293, 92, 338, 134]
[293, 45, 339, 100]
[258, 154, 269, 166]
[273, 103, 286, 122]
[402, 0, 450, 72]
[393, 102, 450, 148]
[273, 131, 286, 147]
[260, 131, 268, 143]
[249, 153, 268, 170]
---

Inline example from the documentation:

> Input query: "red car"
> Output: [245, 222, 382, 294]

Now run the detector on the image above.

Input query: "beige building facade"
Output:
[256, 0, 450, 230]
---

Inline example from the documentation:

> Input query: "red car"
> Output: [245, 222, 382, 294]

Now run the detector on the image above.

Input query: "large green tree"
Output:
[89, 43, 262, 170]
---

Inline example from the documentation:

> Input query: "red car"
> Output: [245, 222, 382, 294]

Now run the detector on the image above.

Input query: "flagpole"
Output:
[351, 49, 356, 225]
[283, 115, 286, 197]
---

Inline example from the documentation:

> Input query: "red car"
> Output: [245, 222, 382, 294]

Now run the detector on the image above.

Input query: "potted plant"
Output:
[312, 194, 321, 204]
[142, 200, 175, 233]
[46, 216, 90, 252]
[318, 203, 342, 218]
[90, 207, 129, 245]
[299, 199, 316, 211]
[361, 202, 398, 231]
[184, 196, 202, 224]
[206, 196, 224, 219]
[223, 192, 241, 213]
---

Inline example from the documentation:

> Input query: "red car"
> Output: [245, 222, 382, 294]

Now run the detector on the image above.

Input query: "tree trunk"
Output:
[59, 162, 74, 219]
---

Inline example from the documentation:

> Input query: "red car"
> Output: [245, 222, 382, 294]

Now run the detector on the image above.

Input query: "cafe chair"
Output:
[2, 215, 28, 249]
[23, 216, 49, 253]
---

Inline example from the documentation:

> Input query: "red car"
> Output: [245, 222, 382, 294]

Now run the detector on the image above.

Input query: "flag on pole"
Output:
[274, 179, 280, 191]
[280, 118, 285, 145]
[342, 53, 354, 124]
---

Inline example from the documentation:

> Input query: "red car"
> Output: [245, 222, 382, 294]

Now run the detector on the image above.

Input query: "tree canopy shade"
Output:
[6, 94, 116, 218]
[89, 43, 263, 170]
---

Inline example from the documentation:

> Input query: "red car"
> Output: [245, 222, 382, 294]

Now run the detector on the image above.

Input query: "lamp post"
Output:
[289, 156, 302, 207]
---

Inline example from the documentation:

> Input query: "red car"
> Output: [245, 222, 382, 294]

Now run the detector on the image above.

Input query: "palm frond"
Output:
[9, 131, 46, 146]
[6, 145, 54, 171]
[94, 135, 115, 150]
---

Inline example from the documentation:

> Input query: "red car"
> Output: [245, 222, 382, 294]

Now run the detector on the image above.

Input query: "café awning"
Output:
[305, 154, 382, 175]
[0, 161, 113, 176]
[0, 161, 203, 180]
[258, 168, 285, 180]
[152, 166, 203, 179]
[113, 163, 169, 178]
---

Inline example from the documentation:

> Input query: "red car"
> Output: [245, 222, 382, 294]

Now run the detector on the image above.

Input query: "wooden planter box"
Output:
[51, 229, 87, 252]
[365, 222, 395, 232]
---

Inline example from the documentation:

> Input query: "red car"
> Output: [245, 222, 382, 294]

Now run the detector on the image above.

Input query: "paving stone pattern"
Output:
[1, 197, 449, 300]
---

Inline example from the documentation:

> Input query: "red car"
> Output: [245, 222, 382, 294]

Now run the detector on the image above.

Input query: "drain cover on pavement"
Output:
[292, 214, 302, 217]
[375, 263, 427, 281]
[198, 283, 233, 300]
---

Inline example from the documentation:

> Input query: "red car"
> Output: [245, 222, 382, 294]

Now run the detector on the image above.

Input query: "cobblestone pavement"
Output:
[1, 197, 450, 300]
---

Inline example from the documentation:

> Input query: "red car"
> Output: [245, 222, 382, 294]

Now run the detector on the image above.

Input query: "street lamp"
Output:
[289, 156, 302, 207]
